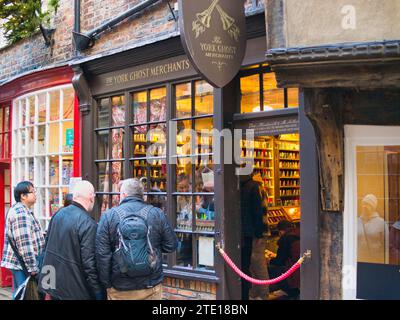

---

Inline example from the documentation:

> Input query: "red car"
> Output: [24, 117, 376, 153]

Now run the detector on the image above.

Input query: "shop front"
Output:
[0, 66, 80, 287]
[72, 8, 320, 297]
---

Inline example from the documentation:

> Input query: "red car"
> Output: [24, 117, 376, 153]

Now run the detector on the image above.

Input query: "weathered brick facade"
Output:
[162, 277, 217, 300]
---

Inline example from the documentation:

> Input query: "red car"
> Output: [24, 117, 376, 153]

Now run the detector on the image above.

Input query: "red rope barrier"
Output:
[217, 246, 304, 286]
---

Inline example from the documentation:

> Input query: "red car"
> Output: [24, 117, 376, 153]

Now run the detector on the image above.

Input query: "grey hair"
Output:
[120, 178, 144, 197]
[72, 180, 95, 200]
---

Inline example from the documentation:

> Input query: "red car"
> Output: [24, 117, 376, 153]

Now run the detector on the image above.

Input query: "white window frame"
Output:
[343, 125, 400, 300]
[11, 84, 74, 230]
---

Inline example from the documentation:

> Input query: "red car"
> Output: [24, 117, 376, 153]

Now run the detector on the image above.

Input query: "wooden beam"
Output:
[304, 89, 344, 212]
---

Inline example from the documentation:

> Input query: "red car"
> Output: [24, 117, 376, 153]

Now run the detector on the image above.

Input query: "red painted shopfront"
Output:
[0, 66, 80, 287]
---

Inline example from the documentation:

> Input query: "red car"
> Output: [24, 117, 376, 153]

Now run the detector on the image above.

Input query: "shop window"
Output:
[94, 79, 215, 274]
[240, 65, 299, 113]
[0, 105, 11, 159]
[173, 79, 215, 271]
[11, 85, 75, 230]
[95, 95, 126, 213]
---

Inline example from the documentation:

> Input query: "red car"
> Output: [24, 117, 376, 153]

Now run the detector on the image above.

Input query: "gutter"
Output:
[72, 0, 161, 51]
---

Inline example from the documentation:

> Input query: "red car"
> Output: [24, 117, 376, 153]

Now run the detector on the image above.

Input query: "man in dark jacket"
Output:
[38, 181, 104, 300]
[240, 174, 265, 300]
[96, 178, 177, 300]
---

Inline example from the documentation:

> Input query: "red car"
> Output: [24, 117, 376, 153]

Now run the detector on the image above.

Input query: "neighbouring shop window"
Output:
[95, 79, 215, 273]
[356, 146, 400, 265]
[240, 65, 299, 113]
[12, 85, 75, 230]
[0, 105, 11, 159]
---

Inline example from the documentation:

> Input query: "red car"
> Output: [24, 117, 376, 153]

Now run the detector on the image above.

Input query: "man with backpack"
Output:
[96, 178, 177, 300]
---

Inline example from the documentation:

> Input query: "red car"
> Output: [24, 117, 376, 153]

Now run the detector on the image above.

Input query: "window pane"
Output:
[197, 235, 215, 270]
[195, 156, 214, 192]
[4, 107, 9, 132]
[36, 188, 46, 218]
[176, 232, 193, 268]
[49, 188, 60, 216]
[111, 95, 125, 126]
[241, 75, 260, 113]
[49, 156, 60, 185]
[4, 133, 9, 159]
[149, 158, 167, 192]
[49, 90, 60, 121]
[263, 73, 284, 111]
[97, 162, 109, 192]
[133, 91, 147, 124]
[356, 146, 400, 265]
[150, 87, 166, 122]
[0, 134, 3, 157]
[37, 157, 46, 186]
[49, 123, 60, 153]
[28, 95, 35, 125]
[21, 99, 26, 127]
[148, 124, 166, 158]
[97, 130, 109, 160]
[5, 168, 10, 185]
[98, 194, 110, 214]
[133, 126, 147, 158]
[62, 121, 74, 153]
[147, 194, 167, 213]
[61, 187, 70, 206]
[62, 157, 73, 186]
[38, 94, 46, 123]
[111, 129, 124, 159]
[195, 81, 213, 116]
[38, 125, 46, 154]
[195, 117, 213, 155]
[111, 195, 120, 208]
[111, 162, 123, 193]
[176, 196, 192, 231]
[26, 127, 34, 156]
[195, 196, 215, 232]
[132, 159, 149, 191]
[175, 83, 191, 118]
[28, 158, 34, 182]
[98, 98, 110, 128]
[287, 88, 299, 108]
[20, 129, 26, 156]
[63, 87, 74, 120]
[176, 120, 192, 156]
[177, 157, 192, 192]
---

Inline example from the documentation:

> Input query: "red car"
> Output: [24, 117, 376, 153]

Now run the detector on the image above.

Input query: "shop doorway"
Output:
[344, 125, 400, 300]
[239, 132, 301, 300]
[0, 165, 12, 287]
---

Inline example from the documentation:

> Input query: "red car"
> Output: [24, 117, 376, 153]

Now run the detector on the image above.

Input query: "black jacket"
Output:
[96, 196, 178, 291]
[38, 202, 103, 300]
[240, 176, 265, 238]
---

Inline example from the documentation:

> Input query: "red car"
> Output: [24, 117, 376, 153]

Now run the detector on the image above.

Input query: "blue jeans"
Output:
[10, 269, 28, 300]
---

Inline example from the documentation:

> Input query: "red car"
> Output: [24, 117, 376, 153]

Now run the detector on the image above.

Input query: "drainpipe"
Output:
[74, 0, 81, 56]
[72, 0, 161, 51]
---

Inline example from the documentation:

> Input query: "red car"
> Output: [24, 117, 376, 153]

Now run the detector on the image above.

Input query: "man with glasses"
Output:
[1, 181, 45, 299]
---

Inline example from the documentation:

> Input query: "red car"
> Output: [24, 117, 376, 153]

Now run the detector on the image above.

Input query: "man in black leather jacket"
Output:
[96, 178, 177, 300]
[38, 181, 104, 300]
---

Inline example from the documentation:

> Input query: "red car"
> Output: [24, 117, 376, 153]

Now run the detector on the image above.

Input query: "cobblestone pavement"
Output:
[0, 287, 12, 300]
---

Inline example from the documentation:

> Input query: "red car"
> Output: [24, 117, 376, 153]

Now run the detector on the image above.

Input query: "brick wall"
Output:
[162, 277, 217, 300]
[0, 0, 74, 83]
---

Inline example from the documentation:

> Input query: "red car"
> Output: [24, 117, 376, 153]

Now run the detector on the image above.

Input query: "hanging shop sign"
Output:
[179, 0, 246, 88]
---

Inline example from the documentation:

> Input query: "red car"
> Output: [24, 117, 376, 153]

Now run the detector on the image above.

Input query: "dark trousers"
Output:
[241, 236, 253, 300]
[268, 265, 300, 298]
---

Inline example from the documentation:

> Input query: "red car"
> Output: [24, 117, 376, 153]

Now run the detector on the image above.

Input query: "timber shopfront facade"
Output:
[71, 11, 319, 299]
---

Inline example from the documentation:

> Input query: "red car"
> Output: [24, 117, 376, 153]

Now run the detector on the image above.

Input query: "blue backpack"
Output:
[114, 205, 158, 277]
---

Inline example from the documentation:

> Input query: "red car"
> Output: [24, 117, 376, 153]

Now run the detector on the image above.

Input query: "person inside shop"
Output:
[357, 194, 388, 264]
[240, 172, 265, 300]
[266, 219, 300, 299]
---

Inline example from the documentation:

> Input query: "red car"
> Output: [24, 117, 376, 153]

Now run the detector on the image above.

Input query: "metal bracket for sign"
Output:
[167, 1, 177, 21]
